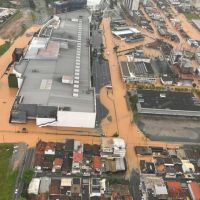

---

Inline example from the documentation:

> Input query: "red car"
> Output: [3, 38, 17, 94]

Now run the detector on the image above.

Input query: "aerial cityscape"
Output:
[0, 0, 200, 199]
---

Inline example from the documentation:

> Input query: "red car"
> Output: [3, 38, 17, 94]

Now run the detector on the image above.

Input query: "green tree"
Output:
[23, 170, 34, 185]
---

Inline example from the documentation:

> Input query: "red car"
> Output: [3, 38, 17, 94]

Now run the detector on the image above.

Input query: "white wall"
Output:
[13, 67, 24, 89]
[36, 118, 57, 127]
[131, 0, 139, 10]
[53, 111, 96, 128]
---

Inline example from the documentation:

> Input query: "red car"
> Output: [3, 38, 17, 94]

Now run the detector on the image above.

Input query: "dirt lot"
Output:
[0, 10, 35, 40]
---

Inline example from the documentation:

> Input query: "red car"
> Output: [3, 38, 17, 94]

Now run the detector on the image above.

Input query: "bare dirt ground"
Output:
[100, 19, 179, 174]
[0, 10, 34, 40]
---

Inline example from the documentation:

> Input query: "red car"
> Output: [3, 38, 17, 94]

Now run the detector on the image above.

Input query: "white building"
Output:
[28, 178, 41, 195]
[160, 75, 173, 85]
[87, 0, 102, 11]
[11, 10, 96, 128]
[120, 61, 156, 84]
[123, 0, 140, 11]
[101, 137, 126, 158]
[61, 178, 72, 187]
[182, 160, 195, 173]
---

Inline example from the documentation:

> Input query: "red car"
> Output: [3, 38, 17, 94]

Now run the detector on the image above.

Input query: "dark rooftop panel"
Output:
[137, 90, 200, 111]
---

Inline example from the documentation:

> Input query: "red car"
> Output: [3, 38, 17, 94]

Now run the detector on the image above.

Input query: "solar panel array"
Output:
[73, 18, 82, 97]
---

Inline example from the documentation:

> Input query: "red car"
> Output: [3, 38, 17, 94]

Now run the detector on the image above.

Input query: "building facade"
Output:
[123, 0, 140, 11]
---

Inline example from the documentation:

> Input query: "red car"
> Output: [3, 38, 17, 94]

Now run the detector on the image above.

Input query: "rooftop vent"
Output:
[160, 93, 166, 98]
[71, 18, 79, 22]
[62, 75, 73, 84]
[73, 93, 79, 97]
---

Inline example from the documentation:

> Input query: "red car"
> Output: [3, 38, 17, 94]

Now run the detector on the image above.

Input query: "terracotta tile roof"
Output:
[35, 141, 46, 154]
[37, 194, 48, 200]
[45, 142, 55, 151]
[54, 158, 63, 166]
[49, 179, 60, 194]
[73, 151, 83, 162]
[92, 156, 102, 170]
[166, 181, 184, 199]
[189, 182, 200, 200]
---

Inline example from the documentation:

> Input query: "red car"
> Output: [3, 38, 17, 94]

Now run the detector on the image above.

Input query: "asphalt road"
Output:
[82, 185, 89, 200]
[91, 19, 111, 127]
[12, 147, 34, 200]
[130, 170, 141, 200]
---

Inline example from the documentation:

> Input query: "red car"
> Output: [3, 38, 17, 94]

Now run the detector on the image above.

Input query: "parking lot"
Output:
[91, 19, 111, 127]
[138, 116, 200, 143]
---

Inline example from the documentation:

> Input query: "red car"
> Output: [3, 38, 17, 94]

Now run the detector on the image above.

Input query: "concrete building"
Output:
[87, 0, 102, 11]
[101, 137, 126, 158]
[10, 10, 96, 128]
[120, 61, 156, 83]
[53, 0, 87, 13]
[140, 175, 168, 200]
[123, 0, 140, 11]
[192, 19, 200, 32]
[191, 0, 200, 9]
[28, 178, 41, 195]
[39, 177, 51, 194]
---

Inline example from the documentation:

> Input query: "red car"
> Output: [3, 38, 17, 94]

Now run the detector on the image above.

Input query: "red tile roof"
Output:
[38, 194, 48, 200]
[45, 142, 55, 151]
[73, 151, 83, 162]
[54, 158, 63, 166]
[166, 181, 184, 199]
[49, 180, 60, 194]
[124, 195, 133, 200]
[189, 182, 200, 200]
[92, 156, 102, 170]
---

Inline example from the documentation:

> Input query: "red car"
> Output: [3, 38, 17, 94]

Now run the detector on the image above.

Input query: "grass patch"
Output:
[0, 41, 11, 56]
[108, 177, 129, 185]
[184, 12, 200, 20]
[0, 144, 18, 200]
[127, 92, 139, 123]
[21, 170, 34, 199]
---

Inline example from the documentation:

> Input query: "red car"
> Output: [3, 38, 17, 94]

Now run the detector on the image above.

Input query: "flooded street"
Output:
[100, 19, 179, 172]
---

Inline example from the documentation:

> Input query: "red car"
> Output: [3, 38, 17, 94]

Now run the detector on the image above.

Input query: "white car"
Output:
[14, 189, 18, 194]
